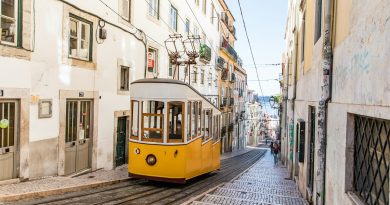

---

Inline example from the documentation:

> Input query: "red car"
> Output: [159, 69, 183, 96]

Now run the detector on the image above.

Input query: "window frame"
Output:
[0, 0, 20, 47]
[148, 0, 160, 19]
[170, 4, 178, 31]
[130, 100, 140, 140]
[68, 14, 93, 61]
[120, 0, 131, 22]
[167, 101, 185, 143]
[141, 101, 165, 143]
[185, 18, 190, 35]
[187, 102, 192, 141]
[314, 0, 322, 43]
[119, 65, 130, 91]
[147, 47, 158, 74]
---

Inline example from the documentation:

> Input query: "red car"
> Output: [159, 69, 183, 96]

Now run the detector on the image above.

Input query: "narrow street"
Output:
[9, 149, 267, 205]
[193, 151, 307, 205]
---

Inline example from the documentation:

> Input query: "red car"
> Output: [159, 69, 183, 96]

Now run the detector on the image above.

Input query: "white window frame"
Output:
[120, 65, 130, 91]
[0, 0, 18, 46]
[69, 16, 92, 61]
[194, 25, 199, 37]
[120, 0, 131, 22]
[170, 5, 178, 31]
[148, 0, 159, 19]
[185, 18, 190, 35]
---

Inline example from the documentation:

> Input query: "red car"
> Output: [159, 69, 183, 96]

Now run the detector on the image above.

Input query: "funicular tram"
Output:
[128, 35, 222, 183]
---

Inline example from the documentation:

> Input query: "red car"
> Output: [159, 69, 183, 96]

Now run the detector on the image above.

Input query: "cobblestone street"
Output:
[193, 149, 308, 205]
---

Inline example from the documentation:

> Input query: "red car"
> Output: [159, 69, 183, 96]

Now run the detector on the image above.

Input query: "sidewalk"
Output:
[0, 148, 252, 203]
[0, 165, 129, 202]
[192, 150, 308, 205]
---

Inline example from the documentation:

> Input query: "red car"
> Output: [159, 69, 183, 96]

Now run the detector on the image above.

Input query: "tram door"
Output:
[0, 101, 18, 181]
[116, 116, 128, 166]
[65, 100, 93, 175]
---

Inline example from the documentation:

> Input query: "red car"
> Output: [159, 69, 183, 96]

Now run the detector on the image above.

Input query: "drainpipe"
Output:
[316, 0, 333, 204]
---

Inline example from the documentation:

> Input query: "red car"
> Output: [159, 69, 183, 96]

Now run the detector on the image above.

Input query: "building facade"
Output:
[0, 0, 227, 182]
[281, 0, 390, 204]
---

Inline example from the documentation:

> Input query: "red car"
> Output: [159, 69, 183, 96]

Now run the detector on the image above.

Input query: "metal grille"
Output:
[354, 115, 390, 205]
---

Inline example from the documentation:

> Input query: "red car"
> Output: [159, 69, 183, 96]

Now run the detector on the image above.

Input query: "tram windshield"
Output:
[168, 102, 184, 142]
[142, 101, 164, 142]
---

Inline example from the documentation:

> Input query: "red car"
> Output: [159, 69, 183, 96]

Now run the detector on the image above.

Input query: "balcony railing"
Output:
[220, 97, 227, 108]
[221, 38, 238, 62]
[230, 73, 236, 82]
[199, 44, 211, 62]
[217, 57, 225, 69]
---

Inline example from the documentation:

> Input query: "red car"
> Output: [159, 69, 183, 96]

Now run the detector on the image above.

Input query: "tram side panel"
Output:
[185, 138, 203, 179]
[201, 140, 213, 174]
[128, 142, 187, 182]
[212, 142, 221, 170]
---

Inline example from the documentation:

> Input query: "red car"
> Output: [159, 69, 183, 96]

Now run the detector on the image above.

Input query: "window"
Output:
[201, 70, 205, 84]
[167, 102, 184, 142]
[353, 115, 390, 205]
[148, 47, 158, 73]
[142, 101, 164, 142]
[314, 0, 322, 43]
[0, 0, 18, 46]
[187, 102, 191, 141]
[195, 0, 199, 7]
[130, 101, 139, 139]
[192, 67, 198, 83]
[120, 0, 131, 22]
[211, 3, 215, 24]
[202, 0, 207, 15]
[148, 0, 159, 19]
[168, 62, 173, 77]
[185, 18, 190, 35]
[208, 71, 212, 86]
[198, 101, 202, 135]
[192, 101, 197, 137]
[308, 106, 316, 191]
[170, 5, 178, 31]
[69, 16, 92, 61]
[203, 110, 212, 141]
[120, 66, 130, 91]
[194, 25, 199, 37]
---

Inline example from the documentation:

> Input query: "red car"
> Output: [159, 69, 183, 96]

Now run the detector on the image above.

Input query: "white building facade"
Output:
[0, 0, 223, 182]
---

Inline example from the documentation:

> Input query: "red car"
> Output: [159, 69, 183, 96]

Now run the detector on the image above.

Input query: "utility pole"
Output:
[316, 0, 333, 204]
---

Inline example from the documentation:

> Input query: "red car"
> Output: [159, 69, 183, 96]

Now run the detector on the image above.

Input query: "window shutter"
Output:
[298, 121, 306, 163]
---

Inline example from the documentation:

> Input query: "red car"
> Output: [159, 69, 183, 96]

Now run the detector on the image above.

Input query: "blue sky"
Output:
[226, 0, 287, 96]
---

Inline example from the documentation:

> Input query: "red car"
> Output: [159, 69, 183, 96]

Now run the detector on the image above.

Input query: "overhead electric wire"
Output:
[237, 0, 265, 99]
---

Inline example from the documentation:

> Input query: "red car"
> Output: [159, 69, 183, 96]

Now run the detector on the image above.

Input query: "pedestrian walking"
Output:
[270, 141, 274, 154]
[273, 142, 280, 164]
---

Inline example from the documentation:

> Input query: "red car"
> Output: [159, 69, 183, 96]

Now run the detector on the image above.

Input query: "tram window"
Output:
[202, 110, 206, 140]
[142, 101, 164, 142]
[130, 101, 139, 140]
[192, 101, 197, 138]
[187, 102, 191, 141]
[208, 110, 212, 140]
[168, 102, 184, 142]
[198, 102, 202, 136]
[203, 110, 211, 141]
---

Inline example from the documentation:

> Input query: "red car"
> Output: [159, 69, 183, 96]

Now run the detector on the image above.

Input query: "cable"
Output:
[237, 0, 265, 100]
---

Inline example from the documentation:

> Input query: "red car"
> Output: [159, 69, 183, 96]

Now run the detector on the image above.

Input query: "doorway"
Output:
[307, 106, 316, 192]
[116, 116, 128, 167]
[65, 100, 93, 175]
[0, 100, 18, 181]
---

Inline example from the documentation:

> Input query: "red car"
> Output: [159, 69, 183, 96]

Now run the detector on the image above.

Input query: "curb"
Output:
[181, 150, 268, 205]
[0, 178, 130, 203]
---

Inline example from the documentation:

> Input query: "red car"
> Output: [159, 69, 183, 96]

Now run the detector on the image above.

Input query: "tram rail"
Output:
[12, 149, 267, 205]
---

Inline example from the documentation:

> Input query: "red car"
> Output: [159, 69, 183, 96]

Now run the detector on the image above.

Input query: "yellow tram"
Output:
[128, 78, 222, 183]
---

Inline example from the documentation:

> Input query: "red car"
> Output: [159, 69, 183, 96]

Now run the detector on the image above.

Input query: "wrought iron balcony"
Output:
[217, 57, 225, 69]
[230, 73, 236, 82]
[220, 97, 227, 108]
[199, 44, 211, 62]
[228, 123, 234, 132]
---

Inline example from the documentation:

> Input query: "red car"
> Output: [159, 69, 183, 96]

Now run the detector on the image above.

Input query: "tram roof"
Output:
[131, 78, 221, 111]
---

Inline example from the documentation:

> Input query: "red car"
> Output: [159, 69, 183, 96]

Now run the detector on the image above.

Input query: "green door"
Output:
[116, 117, 128, 166]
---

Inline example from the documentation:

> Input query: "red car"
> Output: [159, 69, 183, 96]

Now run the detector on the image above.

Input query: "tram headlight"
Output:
[146, 154, 157, 166]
